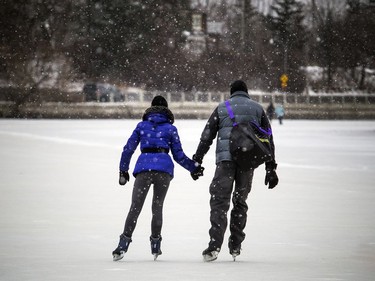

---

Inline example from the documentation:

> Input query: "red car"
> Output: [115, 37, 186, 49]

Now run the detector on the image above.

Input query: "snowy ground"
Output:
[0, 119, 374, 281]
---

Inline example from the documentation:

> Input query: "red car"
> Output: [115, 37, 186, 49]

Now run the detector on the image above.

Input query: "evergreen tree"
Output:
[68, 0, 191, 89]
[341, 0, 375, 90]
[268, 0, 306, 93]
[0, 0, 77, 115]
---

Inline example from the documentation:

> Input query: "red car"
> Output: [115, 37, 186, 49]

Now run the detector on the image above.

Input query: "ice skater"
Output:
[193, 80, 279, 262]
[266, 101, 275, 122]
[275, 104, 285, 125]
[112, 95, 204, 261]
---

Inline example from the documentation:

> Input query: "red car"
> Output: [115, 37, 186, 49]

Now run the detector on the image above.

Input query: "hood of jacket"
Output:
[142, 106, 174, 124]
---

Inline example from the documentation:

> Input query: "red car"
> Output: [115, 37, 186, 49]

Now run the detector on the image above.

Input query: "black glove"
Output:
[191, 165, 204, 180]
[192, 154, 203, 165]
[119, 171, 130, 186]
[265, 162, 278, 189]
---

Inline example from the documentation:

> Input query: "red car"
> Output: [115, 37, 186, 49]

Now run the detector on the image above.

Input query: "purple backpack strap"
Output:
[225, 100, 238, 126]
[225, 100, 272, 137]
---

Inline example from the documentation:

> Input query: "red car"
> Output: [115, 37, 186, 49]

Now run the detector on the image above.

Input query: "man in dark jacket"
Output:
[193, 80, 279, 262]
[112, 96, 204, 261]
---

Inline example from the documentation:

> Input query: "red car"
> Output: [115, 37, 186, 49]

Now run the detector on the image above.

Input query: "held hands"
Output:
[265, 162, 279, 189]
[119, 171, 130, 186]
[191, 155, 204, 180]
[192, 154, 203, 165]
[191, 165, 204, 180]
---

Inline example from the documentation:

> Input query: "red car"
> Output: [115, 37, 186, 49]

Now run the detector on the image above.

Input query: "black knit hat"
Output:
[151, 95, 168, 108]
[230, 80, 248, 95]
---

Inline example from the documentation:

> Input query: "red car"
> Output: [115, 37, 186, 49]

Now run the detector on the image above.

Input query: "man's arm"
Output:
[260, 110, 275, 158]
[193, 107, 219, 164]
[261, 109, 279, 189]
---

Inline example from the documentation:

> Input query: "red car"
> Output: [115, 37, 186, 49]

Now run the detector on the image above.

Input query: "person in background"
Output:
[193, 80, 279, 262]
[275, 104, 285, 125]
[112, 95, 204, 261]
[266, 101, 275, 122]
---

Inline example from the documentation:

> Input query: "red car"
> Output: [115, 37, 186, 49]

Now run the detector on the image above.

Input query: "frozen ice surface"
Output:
[0, 119, 374, 281]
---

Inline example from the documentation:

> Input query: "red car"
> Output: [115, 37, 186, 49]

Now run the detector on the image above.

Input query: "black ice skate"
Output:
[150, 236, 162, 260]
[202, 247, 220, 262]
[229, 241, 241, 261]
[229, 247, 241, 261]
[112, 234, 132, 261]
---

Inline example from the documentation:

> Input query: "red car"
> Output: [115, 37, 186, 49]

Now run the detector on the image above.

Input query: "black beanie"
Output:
[230, 80, 248, 95]
[151, 95, 168, 108]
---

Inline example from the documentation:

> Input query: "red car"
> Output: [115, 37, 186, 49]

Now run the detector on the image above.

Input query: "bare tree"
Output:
[1, 0, 76, 116]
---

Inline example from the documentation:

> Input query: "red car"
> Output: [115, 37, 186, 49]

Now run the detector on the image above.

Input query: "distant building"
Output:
[206, 21, 226, 51]
[191, 11, 207, 34]
[207, 21, 224, 35]
[183, 9, 207, 59]
[183, 8, 228, 58]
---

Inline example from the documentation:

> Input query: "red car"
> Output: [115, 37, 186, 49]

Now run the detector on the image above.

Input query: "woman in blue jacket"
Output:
[112, 96, 204, 261]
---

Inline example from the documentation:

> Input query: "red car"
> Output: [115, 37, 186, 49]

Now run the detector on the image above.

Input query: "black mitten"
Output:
[119, 171, 130, 186]
[265, 162, 278, 189]
[191, 166, 204, 180]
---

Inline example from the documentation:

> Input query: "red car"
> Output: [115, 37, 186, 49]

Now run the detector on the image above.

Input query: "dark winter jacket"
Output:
[194, 91, 275, 164]
[119, 106, 197, 178]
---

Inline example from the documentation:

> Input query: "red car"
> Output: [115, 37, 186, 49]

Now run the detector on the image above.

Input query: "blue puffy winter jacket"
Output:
[119, 106, 197, 178]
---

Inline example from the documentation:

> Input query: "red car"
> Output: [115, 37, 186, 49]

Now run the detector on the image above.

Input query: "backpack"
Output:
[225, 100, 274, 170]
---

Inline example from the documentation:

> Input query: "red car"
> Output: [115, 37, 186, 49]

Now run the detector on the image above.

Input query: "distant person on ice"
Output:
[275, 104, 285, 125]
[193, 80, 279, 262]
[112, 95, 204, 261]
[266, 101, 275, 121]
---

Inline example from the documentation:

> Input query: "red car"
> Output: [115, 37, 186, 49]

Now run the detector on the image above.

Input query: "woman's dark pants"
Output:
[122, 171, 171, 238]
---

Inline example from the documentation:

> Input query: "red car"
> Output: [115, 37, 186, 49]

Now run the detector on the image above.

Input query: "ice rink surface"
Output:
[0, 119, 374, 281]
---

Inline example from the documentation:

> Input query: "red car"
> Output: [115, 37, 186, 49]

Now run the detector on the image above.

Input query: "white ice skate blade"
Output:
[153, 254, 159, 261]
[232, 252, 240, 261]
[113, 251, 125, 261]
[203, 251, 219, 262]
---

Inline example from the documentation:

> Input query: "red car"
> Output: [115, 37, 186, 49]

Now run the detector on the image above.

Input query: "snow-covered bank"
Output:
[1, 101, 374, 119]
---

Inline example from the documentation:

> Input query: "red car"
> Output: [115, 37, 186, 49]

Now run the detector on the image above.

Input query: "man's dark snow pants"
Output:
[208, 161, 254, 250]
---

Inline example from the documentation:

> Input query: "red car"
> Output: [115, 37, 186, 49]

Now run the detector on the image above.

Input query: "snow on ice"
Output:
[0, 119, 374, 281]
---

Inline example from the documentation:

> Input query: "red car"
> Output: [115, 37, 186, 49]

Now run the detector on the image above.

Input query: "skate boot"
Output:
[150, 236, 162, 260]
[202, 247, 220, 262]
[112, 234, 132, 261]
[228, 241, 241, 261]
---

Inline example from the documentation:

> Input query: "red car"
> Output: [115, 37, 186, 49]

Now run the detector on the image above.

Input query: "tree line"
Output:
[1, 0, 375, 96]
